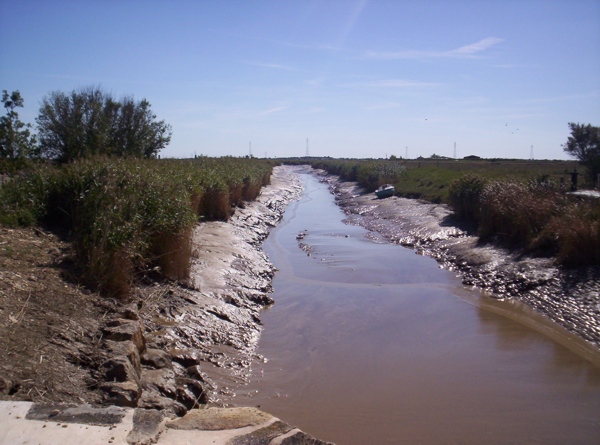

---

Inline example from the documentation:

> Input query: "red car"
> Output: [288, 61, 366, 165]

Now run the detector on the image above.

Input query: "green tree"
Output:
[563, 123, 600, 183]
[0, 90, 37, 159]
[36, 86, 172, 162]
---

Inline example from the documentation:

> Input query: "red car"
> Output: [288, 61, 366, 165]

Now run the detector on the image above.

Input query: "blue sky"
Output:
[1, 0, 599, 159]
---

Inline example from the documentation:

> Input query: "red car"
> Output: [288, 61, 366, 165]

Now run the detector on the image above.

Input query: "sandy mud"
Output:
[132, 165, 303, 409]
[0, 165, 303, 414]
[323, 173, 600, 350]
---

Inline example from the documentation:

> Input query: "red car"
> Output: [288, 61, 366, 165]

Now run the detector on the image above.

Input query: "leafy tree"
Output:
[563, 123, 600, 182]
[36, 86, 172, 162]
[0, 90, 37, 159]
[109, 96, 172, 158]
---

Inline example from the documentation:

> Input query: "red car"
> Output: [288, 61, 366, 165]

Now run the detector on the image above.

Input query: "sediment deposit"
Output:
[326, 174, 600, 350]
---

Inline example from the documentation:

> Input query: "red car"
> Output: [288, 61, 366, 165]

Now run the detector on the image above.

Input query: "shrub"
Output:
[448, 174, 487, 225]
[0, 164, 53, 226]
[541, 201, 600, 266]
[478, 180, 564, 248]
[0, 156, 274, 297]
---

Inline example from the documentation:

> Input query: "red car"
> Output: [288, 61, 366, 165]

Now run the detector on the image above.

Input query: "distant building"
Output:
[463, 155, 481, 160]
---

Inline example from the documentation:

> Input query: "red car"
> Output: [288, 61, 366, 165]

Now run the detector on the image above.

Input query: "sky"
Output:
[1, 0, 599, 160]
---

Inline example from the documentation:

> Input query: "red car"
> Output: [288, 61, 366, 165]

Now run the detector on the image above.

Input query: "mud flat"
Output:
[1, 165, 342, 443]
[1, 167, 301, 407]
[130, 165, 304, 411]
[325, 174, 600, 351]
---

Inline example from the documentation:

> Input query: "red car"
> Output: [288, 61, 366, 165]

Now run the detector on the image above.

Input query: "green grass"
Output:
[284, 158, 581, 203]
[284, 157, 597, 266]
[390, 159, 580, 202]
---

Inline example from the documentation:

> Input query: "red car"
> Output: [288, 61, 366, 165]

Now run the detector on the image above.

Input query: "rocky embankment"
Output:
[98, 166, 304, 413]
[324, 174, 600, 351]
[2, 166, 339, 444]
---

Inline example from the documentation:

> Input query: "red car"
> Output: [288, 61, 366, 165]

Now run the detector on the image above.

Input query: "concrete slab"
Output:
[0, 401, 133, 445]
[0, 402, 334, 445]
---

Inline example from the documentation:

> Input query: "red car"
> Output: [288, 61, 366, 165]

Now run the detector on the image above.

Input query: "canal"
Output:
[225, 172, 600, 444]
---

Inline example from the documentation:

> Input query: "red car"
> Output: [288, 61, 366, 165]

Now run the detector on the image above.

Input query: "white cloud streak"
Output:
[257, 106, 290, 116]
[365, 37, 504, 60]
[340, 79, 441, 88]
[243, 61, 297, 71]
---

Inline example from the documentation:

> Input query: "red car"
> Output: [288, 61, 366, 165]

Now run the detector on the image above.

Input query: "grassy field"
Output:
[394, 159, 581, 203]
[287, 157, 581, 203]
[0, 156, 275, 297]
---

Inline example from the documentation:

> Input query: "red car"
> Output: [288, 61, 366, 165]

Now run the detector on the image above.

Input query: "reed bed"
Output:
[290, 158, 580, 203]
[295, 159, 407, 192]
[285, 157, 597, 266]
[449, 175, 599, 266]
[0, 156, 274, 297]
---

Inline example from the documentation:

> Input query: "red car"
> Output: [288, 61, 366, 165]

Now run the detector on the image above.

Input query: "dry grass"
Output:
[150, 228, 193, 282]
[0, 156, 275, 297]
[542, 202, 600, 266]
[478, 180, 565, 247]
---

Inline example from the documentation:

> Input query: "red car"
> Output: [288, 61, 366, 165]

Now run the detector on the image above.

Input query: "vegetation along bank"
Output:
[287, 156, 599, 267]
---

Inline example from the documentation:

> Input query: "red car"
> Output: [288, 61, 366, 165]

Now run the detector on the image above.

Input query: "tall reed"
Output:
[0, 156, 274, 297]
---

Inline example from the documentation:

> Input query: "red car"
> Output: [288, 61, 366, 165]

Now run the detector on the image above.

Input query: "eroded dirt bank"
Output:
[0, 166, 303, 415]
[323, 173, 600, 350]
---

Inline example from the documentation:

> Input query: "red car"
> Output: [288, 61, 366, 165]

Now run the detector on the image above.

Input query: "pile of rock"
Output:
[99, 304, 211, 416]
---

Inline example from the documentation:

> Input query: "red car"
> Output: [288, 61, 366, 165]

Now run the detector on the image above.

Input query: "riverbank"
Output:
[324, 173, 600, 351]
[1, 165, 340, 443]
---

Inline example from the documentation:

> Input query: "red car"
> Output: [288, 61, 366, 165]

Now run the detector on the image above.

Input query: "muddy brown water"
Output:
[220, 173, 600, 444]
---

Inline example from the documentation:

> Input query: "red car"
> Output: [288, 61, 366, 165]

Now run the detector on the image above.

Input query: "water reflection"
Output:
[218, 172, 600, 445]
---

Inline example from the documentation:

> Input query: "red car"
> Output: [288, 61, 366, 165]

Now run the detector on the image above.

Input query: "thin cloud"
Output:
[365, 102, 402, 110]
[369, 79, 440, 87]
[518, 91, 600, 104]
[447, 37, 504, 57]
[243, 61, 297, 71]
[340, 79, 441, 88]
[365, 37, 504, 60]
[280, 41, 348, 52]
[258, 106, 290, 116]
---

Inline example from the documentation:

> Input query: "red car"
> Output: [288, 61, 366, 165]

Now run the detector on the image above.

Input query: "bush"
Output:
[448, 174, 487, 225]
[541, 201, 600, 266]
[478, 180, 565, 247]
[0, 164, 53, 226]
[0, 156, 274, 297]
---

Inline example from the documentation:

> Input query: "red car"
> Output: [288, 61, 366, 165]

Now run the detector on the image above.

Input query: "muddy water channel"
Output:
[224, 173, 600, 444]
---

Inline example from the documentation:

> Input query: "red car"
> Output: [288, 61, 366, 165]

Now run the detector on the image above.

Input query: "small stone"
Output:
[101, 381, 141, 407]
[167, 407, 272, 431]
[168, 349, 202, 368]
[141, 349, 172, 370]
[179, 380, 207, 408]
[140, 368, 177, 398]
[105, 340, 142, 376]
[102, 356, 140, 383]
[103, 319, 146, 352]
